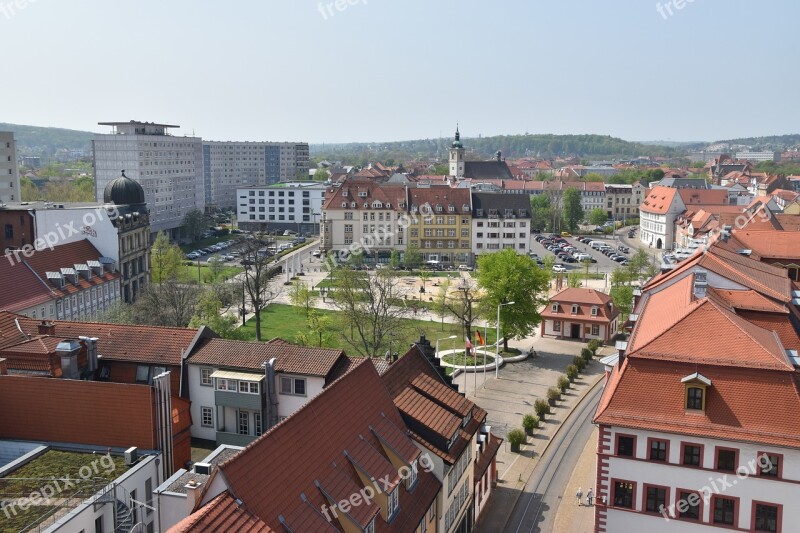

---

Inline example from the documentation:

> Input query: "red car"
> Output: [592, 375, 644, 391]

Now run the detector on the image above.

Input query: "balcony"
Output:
[216, 431, 258, 447]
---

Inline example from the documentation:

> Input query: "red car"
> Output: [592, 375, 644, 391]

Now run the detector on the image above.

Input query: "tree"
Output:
[567, 272, 582, 288]
[330, 267, 410, 358]
[240, 235, 283, 341]
[189, 291, 246, 340]
[404, 243, 421, 270]
[442, 278, 480, 343]
[433, 278, 451, 331]
[150, 231, 184, 285]
[626, 248, 652, 281]
[313, 168, 330, 181]
[289, 279, 315, 317]
[389, 249, 401, 270]
[562, 187, 584, 231]
[530, 194, 552, 232]
[135, 280, 203, 327]
[476, 249, 550, 351]
[295, 310, 334, 347]
[609, 284, 634, 328]
[588, 208, 608, 227]
[182, 208, 210, 243]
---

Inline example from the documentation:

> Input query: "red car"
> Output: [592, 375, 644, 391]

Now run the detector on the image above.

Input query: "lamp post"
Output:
[436, 335, 457, 359]
[496, 301, 515, 378]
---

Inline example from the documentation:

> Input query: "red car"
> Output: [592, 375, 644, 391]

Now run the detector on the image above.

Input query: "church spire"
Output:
[455, 123, 460, 141]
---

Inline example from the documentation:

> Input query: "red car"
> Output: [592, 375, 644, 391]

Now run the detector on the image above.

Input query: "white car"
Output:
[553, 264, 567, 273]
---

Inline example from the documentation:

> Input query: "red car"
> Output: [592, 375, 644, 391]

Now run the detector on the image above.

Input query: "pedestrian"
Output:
[576, 487, 583, 506]
[587, 488, 594, 506]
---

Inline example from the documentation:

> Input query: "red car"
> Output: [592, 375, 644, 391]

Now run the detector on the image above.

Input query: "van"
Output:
[590, 241, 604, 250]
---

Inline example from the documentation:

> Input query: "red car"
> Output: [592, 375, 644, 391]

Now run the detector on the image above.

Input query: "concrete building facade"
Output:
[0, 132, 20, 204]
[236, 181, 325, 234]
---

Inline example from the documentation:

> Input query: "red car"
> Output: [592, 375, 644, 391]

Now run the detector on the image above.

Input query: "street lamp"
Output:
[436, 335, 457, 359]
[496, 301, 515, 378]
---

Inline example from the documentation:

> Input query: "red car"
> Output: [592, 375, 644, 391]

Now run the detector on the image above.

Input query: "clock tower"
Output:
[449, 125, 465, 179]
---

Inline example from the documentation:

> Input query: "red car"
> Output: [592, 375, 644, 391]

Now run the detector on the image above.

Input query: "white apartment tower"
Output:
[0, 132, 21, 203]
[93, 121, 204, 237]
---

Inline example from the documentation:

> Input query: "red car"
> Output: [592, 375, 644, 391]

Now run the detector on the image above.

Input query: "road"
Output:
[504, 381, 603, 533]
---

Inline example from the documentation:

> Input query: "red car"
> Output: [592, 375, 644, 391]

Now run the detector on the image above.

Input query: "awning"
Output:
[209, 370, 264, 382]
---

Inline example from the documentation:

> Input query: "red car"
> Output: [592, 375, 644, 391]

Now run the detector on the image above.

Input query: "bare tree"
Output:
[135, 280, 203, 327]
[330, 267, 409, 358]
[239, 234, 283, 341]
[442, 277, 480, 342]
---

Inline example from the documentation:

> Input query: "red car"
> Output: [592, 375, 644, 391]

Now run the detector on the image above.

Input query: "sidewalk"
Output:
[552, 425, 599, 533]
[473, 355, 607, 532]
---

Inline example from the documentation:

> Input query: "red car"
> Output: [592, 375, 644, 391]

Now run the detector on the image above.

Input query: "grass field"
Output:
[239, 304, 497, 353]
[177, 263, 243, 284]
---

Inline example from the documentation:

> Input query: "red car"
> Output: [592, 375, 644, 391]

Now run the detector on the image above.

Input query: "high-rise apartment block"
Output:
[0, 131, 21, 204]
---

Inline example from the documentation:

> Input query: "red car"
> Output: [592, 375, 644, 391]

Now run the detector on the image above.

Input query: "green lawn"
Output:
[177, 263, 243, 284]
[239, 304, 497, 352]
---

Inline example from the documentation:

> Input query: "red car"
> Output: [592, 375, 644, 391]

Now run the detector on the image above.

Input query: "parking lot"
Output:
[528, 230, 637, 275]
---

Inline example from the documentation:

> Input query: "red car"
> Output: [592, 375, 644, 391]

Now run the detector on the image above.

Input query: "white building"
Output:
[236, 181, 326, 234]
[0, 131, 20, 203]
[471, 192, 530, 260]
[734, 151, 780, 162]
[594, 244, 800, 533]
[93, 121, 204, 237]
[203, 141, 310, 210]
[639, 185, 685, 250]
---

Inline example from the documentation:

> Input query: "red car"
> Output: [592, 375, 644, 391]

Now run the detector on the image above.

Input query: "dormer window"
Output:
[571, 304, 579, 314]
[341, 202, 347, 208]
[359, 191, 368, 197]
[387, 487, 399, 521]
[448, 204, 455, 212]
[342, 190, 348, 197]
[447, 431, 458, 449]
[552, 303, 559, 312]
[462, 411, 472, 428]
[364, 518, 375, 533]
[476, 209, 484, 216]
[436, 204, 443, 212]
[591, 306, 598, 316]
[407, 459, 418, 489]
[682, 372, 711, 411]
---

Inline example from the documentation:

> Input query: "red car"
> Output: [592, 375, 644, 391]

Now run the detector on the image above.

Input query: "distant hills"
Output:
[0, 122, 94, 156]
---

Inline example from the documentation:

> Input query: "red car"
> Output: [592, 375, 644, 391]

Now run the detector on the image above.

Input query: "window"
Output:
[145, 477, 153, 515]
[365, 519, 375, 533]
[418, 517, 426, 533]
[239, 381, 259, 394]
[591, 324, 600, 336]
[4, 224, 12, 239]
[715, 447, 737, 472]
[428, 502, 435, 521]
[753, 502, 780, 532]
[712, 496, 737, 526]
[677, 490, 701, 521]
[553, 321, 561, 332]
[130, 489, 138, 524]
[616, 434, 636, 457]
[758, 452, 782, 478]
[407, 459, 418, 489]
[254, 413, 263, 436]
[686, 386, 704, 410]
[200, 368, 213, 386]
[135, 365, 151, 384]
[280, 376, 306, 396]
[216, 378, 237, 392]
[571, 304, 579, 314]
[612, 480, 635, 509]
[201, 407, 213, 427]
[95, 516, 103, 533]
[387, 487, 399, 519]
[591, 306, 598, 316]
[648, 438, 668, 462]
[238, 411, 250, 435]
[645, 485, 668, 514]
[681, 443, 703, 467]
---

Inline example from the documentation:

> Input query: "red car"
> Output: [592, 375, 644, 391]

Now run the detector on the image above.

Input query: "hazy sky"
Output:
[1, 0, 797, 144]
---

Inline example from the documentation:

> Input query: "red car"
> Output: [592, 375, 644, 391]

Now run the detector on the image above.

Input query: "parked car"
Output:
[562, 256, 578, 263]
[553, 264, 567, 273]
[223, 255, 235, 261]
[618, 245, 630, 253]
[311, 250, 321, 257]
[186, 253, 200, 260]
[458, 264, 472, 271]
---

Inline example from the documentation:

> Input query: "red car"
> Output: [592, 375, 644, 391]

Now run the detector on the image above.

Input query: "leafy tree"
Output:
[588, 208, 608, 226]
[626, 249, 651, 280]
[389, 249, 401, 269]
[135, 280, 203, 327]
[583, 172, 605, 182]
[313, 168, 330, 181]
[567, 272, 582, 288]
[189, 291, 245, 340]
[150, 231, 185, 285]
[530, 194, 552, 232]
[289, 279, 315, 316]
[441, 278, 480, 343]
[404, 243, 421, 270]
[476, 249, 549, 351]
[562, 187, 584, 231]
[295, 310, 334, 347]
[182, 208, 210, 243]
[609, 284, 634, 327]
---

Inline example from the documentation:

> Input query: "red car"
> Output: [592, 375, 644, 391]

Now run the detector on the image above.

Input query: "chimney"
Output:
[56, 340, 81, 379]
[496, 150, 502, 162]
[0, 358, 7, 376]
[38, 321, 55, 336]
[184, 480, 203, 514]
[693, 269, 708, 299]
[79, 336, 99, 372]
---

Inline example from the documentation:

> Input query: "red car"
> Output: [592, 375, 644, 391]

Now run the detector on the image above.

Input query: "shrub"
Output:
[588, 339, 601, 355]
[566, 365, 579, 381]
[581, 347, 593, 361]
[573, 356, 586, 372]
[508, 428, 526, 452]
[557, 375, 570, 392]
[547, 387, 561, 401]
[534, 398, 550, 418]
[522, 414, 538, 435]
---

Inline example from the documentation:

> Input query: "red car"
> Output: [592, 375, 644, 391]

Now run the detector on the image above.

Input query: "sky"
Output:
[1, 0, 798, 144]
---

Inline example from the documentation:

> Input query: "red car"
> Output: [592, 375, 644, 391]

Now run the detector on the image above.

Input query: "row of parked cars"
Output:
[573, 236, 630, 265]
[185, 240, 238, 261]
[535, 234, 599, 266]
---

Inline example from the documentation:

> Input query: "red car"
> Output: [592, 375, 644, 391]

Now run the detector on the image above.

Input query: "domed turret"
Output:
[451, 124, 463, 149]
[103, 170, 145, 205]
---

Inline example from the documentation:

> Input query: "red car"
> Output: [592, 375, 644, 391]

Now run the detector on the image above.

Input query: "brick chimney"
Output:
[184, 479, 203, 514]
[38, 321, 55, 336]
[0, 358, 7, 376]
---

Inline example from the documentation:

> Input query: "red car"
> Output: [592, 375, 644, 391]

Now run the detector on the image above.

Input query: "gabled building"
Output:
[186, 337, 350, 446]
[593, 241, 800, 532]
[540, 288, 619, 343]
[448, 126, 514, 181]
[471, 192, 530, 260]
[407, 187, 472, 266]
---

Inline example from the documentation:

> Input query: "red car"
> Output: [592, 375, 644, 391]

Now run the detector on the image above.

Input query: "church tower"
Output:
[449, 125, 465, 179]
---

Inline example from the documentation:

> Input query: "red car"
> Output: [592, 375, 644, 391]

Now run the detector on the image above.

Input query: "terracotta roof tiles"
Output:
[170, 492, 273, 533]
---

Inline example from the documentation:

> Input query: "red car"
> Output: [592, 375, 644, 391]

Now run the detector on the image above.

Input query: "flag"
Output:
[475, 329, 485, 346]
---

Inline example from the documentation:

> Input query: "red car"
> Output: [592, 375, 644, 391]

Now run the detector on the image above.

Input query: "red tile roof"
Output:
[0, 256, 57, 312]
[21, 239, 120, 297]
[728, 229, 800, 260]
[323, 179, 408, 211]
[171, 492, 273, 533]
[206, 360, 441, 533]
[541, 288, 619, 323]
[408, 187, 471, 215]
[640, 186, 679, 215]
[188, 337, 346, 378]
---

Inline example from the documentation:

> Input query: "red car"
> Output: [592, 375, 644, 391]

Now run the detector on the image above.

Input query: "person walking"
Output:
[576, 487, 583, 506]
[587, 488, 594, 506]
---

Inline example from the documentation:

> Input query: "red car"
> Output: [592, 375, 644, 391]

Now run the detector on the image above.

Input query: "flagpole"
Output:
[464, 338, 468, 396]
[483, 324, 487, 388]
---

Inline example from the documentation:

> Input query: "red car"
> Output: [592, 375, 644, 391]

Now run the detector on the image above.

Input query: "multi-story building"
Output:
[186, 337, 350, 447]
[0, 131, 21, 203]
[407, 186, 472, 266]
[639, 185, 685, 250]
[593, 241, 800, 532]
[236, 181, 326, 234]
[540, 287, 619, 343]
[1, 172, 151, 302]
[321, 179, 409, 262]
[471, 192, 530, 260]
[605, 182, 646, 220]
[735, 150, 780, 162]
[93, 121, 204, 237]
[203, 141, 310, 209]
